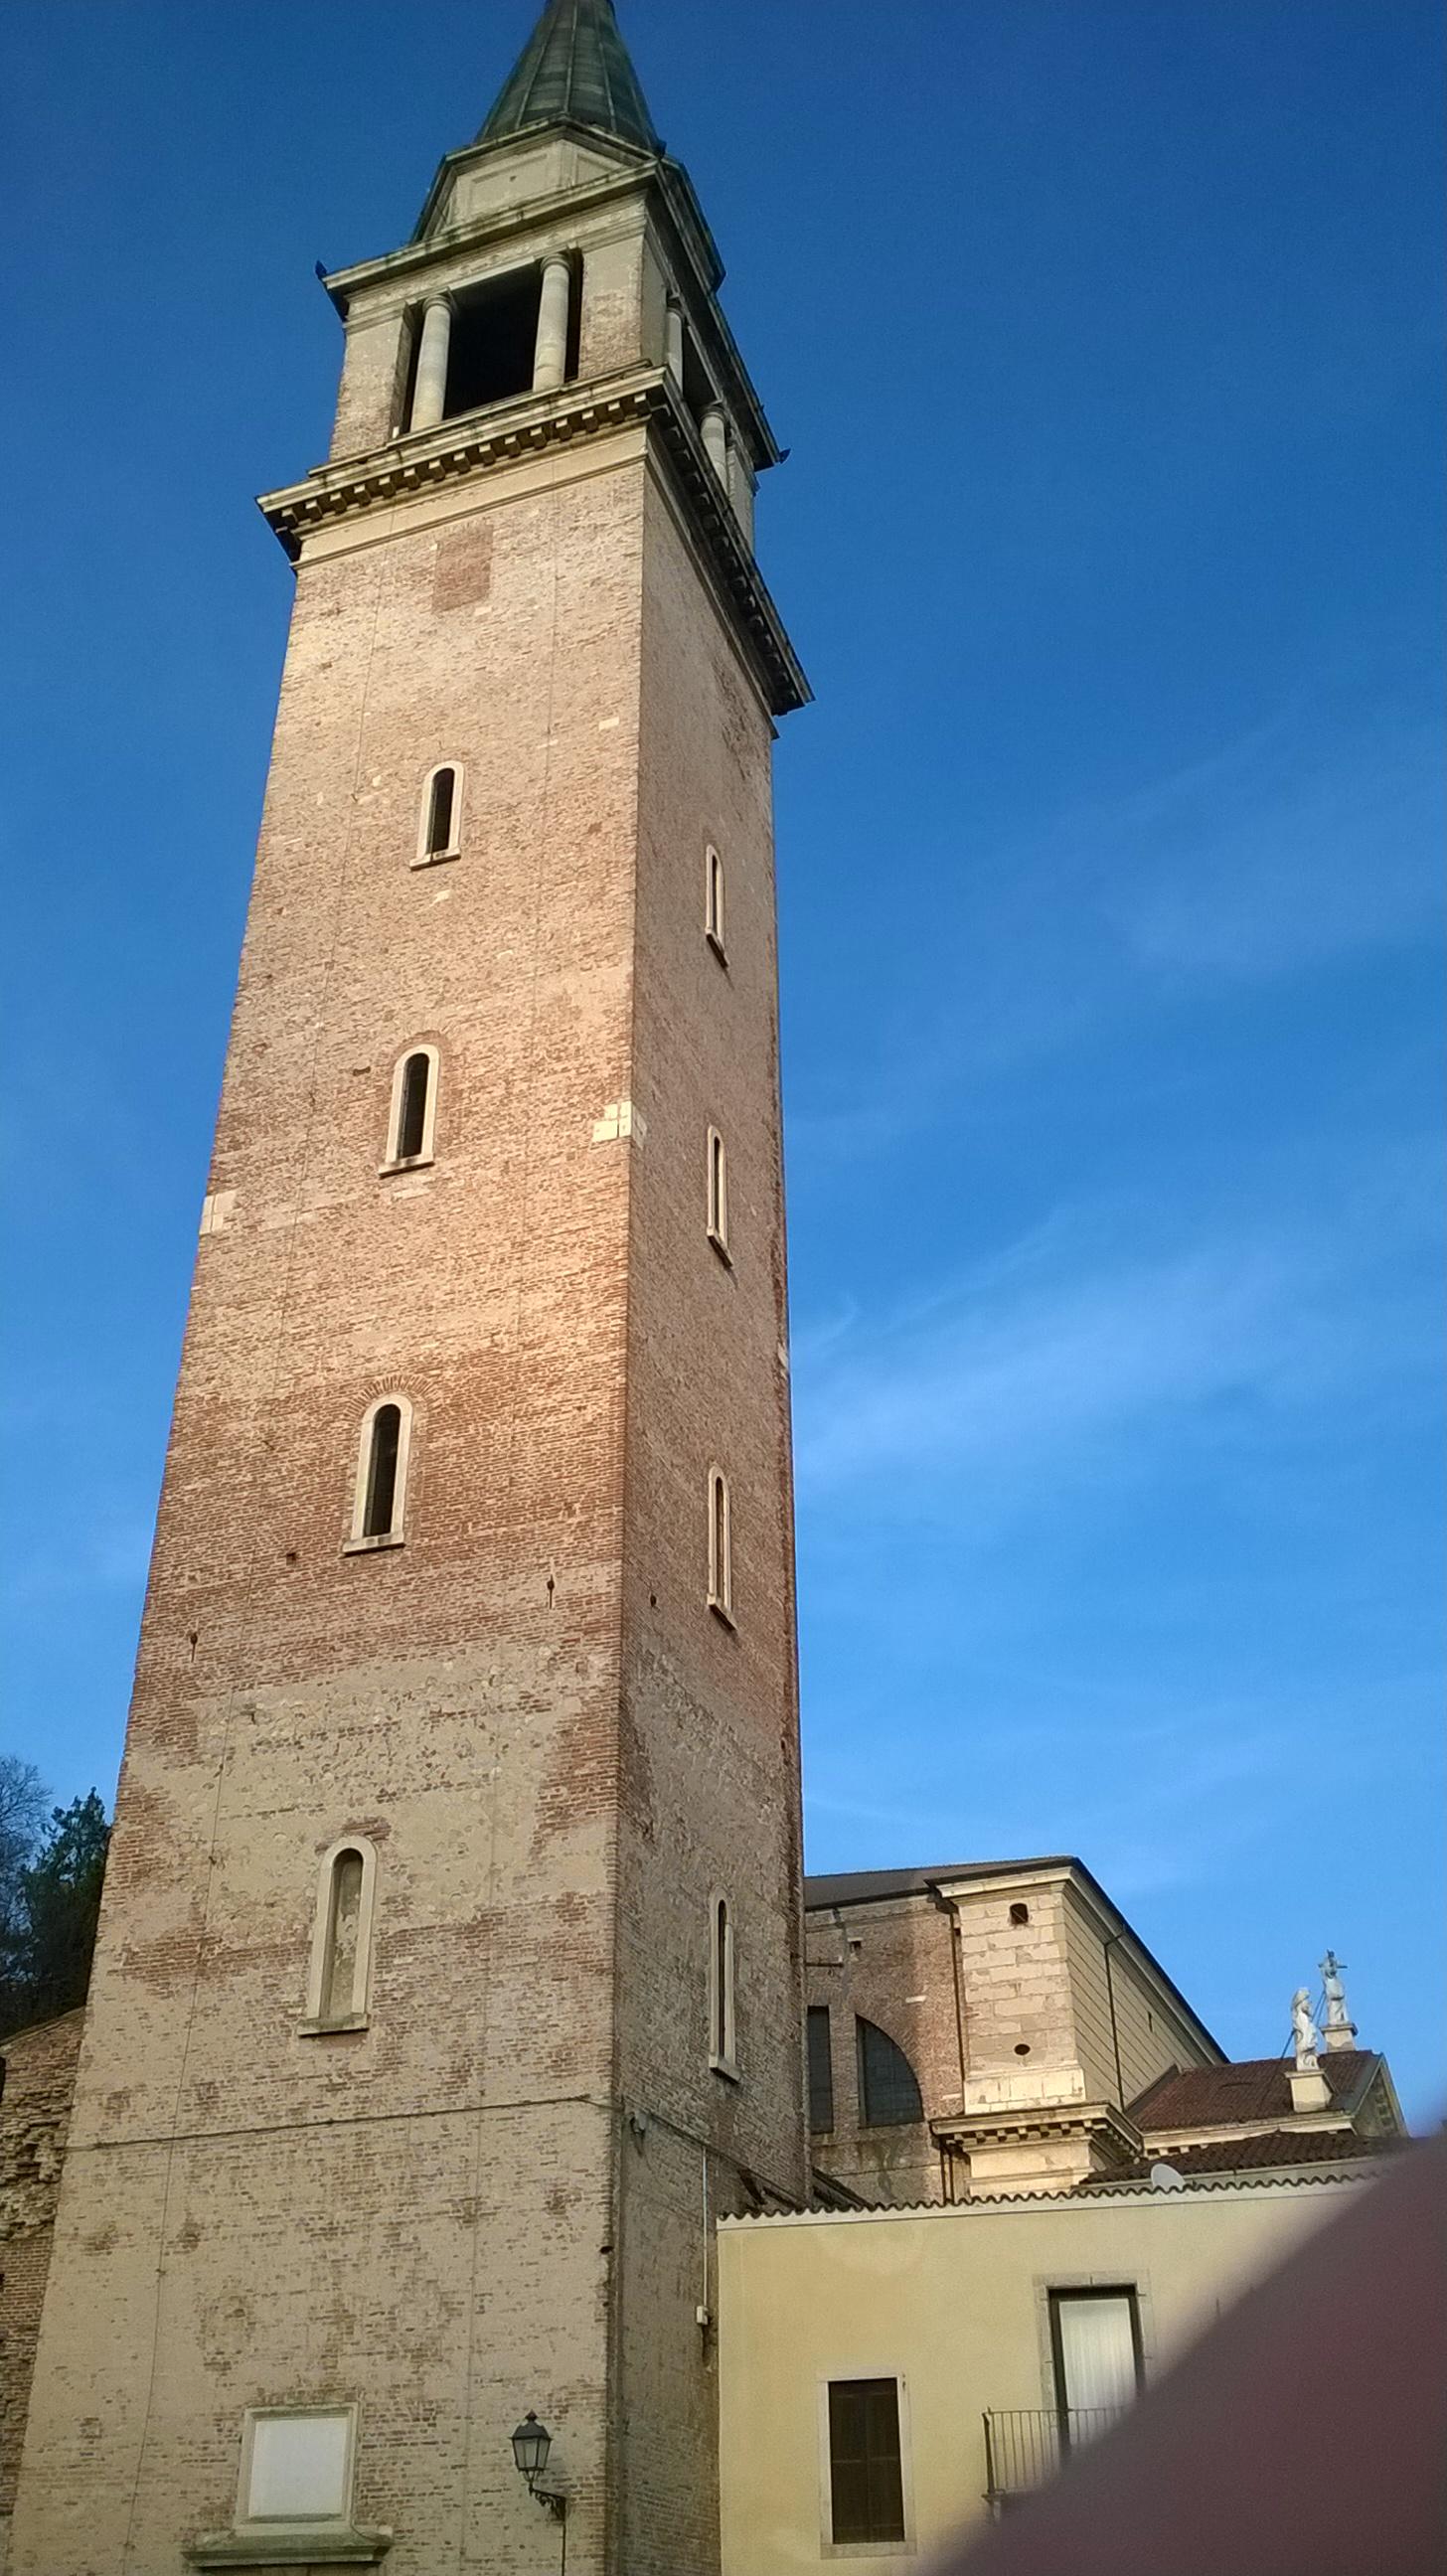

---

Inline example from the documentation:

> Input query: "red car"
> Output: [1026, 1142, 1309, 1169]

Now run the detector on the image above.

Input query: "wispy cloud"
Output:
[793, 1175, 1433, 1522]
[784, 703, 1442, 1159]
[1104, 712, 1442, 980]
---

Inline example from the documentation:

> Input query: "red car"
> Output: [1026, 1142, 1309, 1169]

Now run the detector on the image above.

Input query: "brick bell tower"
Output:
[10, 6, 809, 2571]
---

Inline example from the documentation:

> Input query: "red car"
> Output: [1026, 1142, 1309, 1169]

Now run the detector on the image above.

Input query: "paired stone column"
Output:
[410, 296, 452, 432]
[665, 297, 685, 386]
[727, 442, 756, 550]
[701, 402, 729, 489]
[533, 255, 572, 393]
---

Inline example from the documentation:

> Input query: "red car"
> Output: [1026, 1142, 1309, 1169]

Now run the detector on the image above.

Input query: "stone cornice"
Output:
[257, 368, 810, 719]
[932, 2099, 1144, 2164]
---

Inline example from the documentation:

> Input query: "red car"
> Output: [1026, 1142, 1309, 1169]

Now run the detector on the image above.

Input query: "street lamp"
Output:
[511, 2412, 566, 2526]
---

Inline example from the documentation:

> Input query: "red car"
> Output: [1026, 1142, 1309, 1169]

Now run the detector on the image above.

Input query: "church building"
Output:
[0, 10, 1408, 2576]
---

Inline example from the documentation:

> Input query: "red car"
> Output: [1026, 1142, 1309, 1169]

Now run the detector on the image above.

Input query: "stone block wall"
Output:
[0, 2011, 83, 2558]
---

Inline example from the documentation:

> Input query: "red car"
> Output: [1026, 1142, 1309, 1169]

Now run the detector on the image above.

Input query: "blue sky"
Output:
[1, 3, 1441, 2121]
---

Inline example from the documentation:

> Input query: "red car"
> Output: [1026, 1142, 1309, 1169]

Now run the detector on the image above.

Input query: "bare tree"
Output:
[0, 1754, 48, 1938]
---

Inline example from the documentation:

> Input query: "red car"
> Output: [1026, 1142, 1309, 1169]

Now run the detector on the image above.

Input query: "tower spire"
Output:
[478, 0, 662, 154]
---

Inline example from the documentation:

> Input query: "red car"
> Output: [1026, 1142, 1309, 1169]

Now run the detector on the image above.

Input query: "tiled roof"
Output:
[805, 1858, 1077, 1910]
[478, 0, 661, 154]
[1094, 2128, 1406, 2181]
[1131, 2052, 1377, 2132]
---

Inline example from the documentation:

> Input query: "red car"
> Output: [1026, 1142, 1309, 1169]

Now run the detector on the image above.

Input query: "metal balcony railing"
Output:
[983, 2407, 1129, 2502]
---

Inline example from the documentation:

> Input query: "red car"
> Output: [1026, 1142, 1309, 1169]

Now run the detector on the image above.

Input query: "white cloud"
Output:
[792, 1171, 1436, 1526]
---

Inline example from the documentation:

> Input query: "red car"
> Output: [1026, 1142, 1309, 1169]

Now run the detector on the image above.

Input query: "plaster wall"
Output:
[717, 2177, 1368, 2575]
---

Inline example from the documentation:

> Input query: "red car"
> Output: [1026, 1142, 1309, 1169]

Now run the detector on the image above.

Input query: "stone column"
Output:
[533, 255, 571, 393]
[665, 297, 685, 386]
[410, 296, 452, 432]
[727, 440, 756, 549]
[701, 402, 729, 489]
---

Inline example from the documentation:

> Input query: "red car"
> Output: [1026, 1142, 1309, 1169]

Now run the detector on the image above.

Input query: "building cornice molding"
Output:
[932, 2098, 1144, 2166]
[258, 368, 809, 718]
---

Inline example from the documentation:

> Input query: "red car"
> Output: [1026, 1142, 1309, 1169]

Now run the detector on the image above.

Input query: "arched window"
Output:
[303, 1837, 378, 2030]
[385, 1046, 438, 1170]
[347, 1396, 412, 1550]
[416, 762, 463, 865]
[707, 1467, 732, 1623]
[709, 1891, 736, 2075]
[705, 845, 726, 959]
[706, 1125, 729, 1258]
[856, 2016, 923, 2127]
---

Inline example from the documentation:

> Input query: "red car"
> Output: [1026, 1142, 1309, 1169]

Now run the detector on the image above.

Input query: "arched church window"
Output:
[707, 1467, 733, 1623]
[856, 2016, 923, 2127]
[385, 1046, 438, 1170]
[347, 1397, 412, 1549]
[709, 1891, 737, 2075]
[417, 762, 462, 864]
[303, 1837, 378, 2030]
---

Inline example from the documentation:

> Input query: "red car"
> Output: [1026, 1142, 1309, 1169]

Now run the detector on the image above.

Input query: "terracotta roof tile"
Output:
[1095, 2128, 1406, 2180]
[1131, 2052, 1375, 2131]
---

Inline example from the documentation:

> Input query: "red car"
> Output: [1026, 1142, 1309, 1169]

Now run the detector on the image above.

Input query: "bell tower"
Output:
[10, 6, 808, 2571]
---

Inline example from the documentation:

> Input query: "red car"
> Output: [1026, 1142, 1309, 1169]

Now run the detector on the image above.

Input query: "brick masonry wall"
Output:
[610, 464, 808, 2572]
[11, 431, 804, 2576]
[805, 1903, 957, 2206]
[0, 2012, 83, 2550]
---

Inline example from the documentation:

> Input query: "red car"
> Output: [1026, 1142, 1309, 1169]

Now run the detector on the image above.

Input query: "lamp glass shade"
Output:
[511, 2413, 552, 2481]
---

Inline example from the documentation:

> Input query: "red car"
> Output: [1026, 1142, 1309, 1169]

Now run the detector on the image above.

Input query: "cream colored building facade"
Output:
[717, 2168, 1380, 2573]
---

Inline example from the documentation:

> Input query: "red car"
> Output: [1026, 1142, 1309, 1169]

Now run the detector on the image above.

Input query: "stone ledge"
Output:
[184, 2526, 393, 2568]
[257, 368, 809, 719]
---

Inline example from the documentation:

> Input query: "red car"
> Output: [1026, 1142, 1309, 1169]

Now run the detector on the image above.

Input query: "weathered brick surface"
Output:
[805, 1902, 955, 2205]
[11, 137, 805, 2576]
[0, 2012, 83, 2555]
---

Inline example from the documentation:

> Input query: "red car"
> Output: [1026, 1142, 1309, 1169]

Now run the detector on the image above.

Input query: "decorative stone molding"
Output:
[258, 367, 809, 719]
[184, 2527, 393, 2568]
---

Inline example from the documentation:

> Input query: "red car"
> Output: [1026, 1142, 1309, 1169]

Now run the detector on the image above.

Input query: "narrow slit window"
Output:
[322, 1850, 364, 2022]
[387, 1046, 437, 1168]
[708, 1467, 732, 1622]
[364, 1405, 401, 1536]
[705, 845, 726, 958]
[827, 2379, 906, 2547]
[856, 2015, 924, 2127]
[418, 763, 462, 862]
[707, 1126, 729, 1256]
[807, 2004, 835, 2133]
[348, 1397, 412, 1549]
[710, 1891, 736, 2074]
[304, 1838, 377, 2030]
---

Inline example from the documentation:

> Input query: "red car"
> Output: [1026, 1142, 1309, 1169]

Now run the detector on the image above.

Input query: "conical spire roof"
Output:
[478, 0, 662, 154]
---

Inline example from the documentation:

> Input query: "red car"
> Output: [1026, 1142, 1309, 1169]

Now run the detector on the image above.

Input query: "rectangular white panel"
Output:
[244, 2409, 353, 2521]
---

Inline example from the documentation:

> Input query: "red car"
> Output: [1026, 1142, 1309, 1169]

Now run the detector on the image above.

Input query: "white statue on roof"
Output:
[1320, 1950, 1358, 2052]
[1291, 1987, 1320, 2073]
